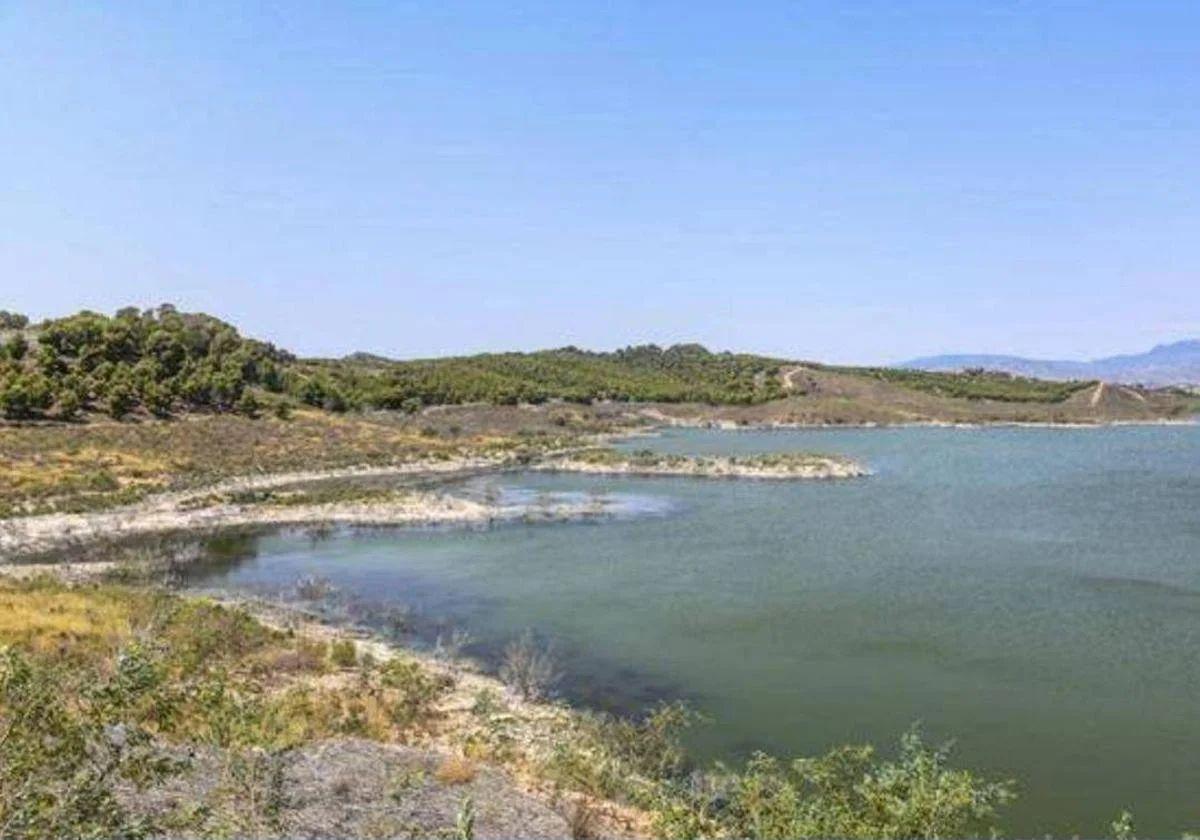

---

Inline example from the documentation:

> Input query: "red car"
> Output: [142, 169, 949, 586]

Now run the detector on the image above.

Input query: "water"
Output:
[183, 426, 1200, 836]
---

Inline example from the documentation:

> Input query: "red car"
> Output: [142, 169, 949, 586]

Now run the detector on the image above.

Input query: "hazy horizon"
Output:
[3, 3, 1197, 364]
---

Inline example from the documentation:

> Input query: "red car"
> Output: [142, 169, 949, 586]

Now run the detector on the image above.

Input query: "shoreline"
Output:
[5, 418, 1195, 558]
[0, 568, 653, 838]
[531, 452, 869, 480]
[0, 486, 623, 562]
[631, 414, 1199, 431]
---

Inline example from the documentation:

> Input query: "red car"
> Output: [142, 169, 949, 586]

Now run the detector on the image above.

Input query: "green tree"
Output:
[55, 389, 82, 421]
[106, 373, 136, 419]
[0, 310, 29, 329]
[5, 333, 29, 361]
[141, 381, 174, 418]
[0, 373, 52, 420]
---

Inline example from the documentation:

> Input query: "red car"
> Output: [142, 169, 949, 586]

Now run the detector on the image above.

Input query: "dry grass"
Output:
[0, 578, 450, 749]
[0, 411, 522, 517]
[434, 754, 477, 785]
[0, 578, 149, 657]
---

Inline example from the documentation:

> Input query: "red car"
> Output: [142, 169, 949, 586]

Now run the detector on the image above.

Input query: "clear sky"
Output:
[1, 2, 1197, 363]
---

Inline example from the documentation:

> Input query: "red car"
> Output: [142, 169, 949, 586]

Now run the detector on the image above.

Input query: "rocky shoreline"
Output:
[0, 446, 869, 559]
[532, 449, 869, 480]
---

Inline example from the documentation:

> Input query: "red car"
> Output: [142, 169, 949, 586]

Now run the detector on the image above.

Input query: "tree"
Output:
[4, 333, 28, 361]
[0, 310, 29, 329]
[0, 372, 52, 419]
[106, 374, 136, 419]
[55, 389, 82, 421]
[36, 343, 65, 376]
[145, 329, 186, 376]
[141, 381, 173, 418]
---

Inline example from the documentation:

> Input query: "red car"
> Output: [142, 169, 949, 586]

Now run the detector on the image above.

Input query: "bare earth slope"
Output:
[635, 365, 1195, 427]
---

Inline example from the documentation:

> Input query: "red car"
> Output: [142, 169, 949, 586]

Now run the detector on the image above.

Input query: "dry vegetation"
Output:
[0, 410, 538, 517]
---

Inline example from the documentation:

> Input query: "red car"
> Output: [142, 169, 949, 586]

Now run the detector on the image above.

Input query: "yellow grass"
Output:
[0, 411, 513, 516]
[0, 579, 449, 750]
[0, 579, 146, 656]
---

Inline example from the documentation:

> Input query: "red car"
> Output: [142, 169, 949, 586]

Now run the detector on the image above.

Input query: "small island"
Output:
[532, 447, 868, 480]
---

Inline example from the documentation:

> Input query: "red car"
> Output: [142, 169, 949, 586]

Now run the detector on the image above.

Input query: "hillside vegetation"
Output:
[0, 306, 288, 421]
[0, 307, 789, 419]
[2, 306, 1192, 425]
[308, 343, 787, 408]
[825, 365, 1094, 403]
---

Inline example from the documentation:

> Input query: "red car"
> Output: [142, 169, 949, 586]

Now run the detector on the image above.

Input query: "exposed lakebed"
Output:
[182, 425, 1200, 836]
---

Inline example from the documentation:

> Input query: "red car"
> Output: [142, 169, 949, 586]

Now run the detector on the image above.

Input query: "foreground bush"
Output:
[538, 699, 1014, 839]
[655, 728, 1014, 839]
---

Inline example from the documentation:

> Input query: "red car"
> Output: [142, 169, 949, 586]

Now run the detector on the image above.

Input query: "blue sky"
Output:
[1, 2, 1197, 363]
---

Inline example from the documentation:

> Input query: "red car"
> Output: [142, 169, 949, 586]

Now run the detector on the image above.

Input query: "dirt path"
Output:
[780, 364, 811, 390]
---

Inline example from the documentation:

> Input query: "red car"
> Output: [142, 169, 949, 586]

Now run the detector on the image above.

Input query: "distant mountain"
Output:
[901, 340, 1200, 387]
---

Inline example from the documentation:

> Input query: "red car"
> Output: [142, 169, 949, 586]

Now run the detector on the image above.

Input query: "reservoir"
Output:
[185, 425, 1200, 836]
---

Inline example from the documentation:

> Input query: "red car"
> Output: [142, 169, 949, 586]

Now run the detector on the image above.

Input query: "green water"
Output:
[185, 426, 1200, 836]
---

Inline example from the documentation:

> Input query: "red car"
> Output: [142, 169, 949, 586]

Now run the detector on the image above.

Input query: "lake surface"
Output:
[184, 426, 1200, 836]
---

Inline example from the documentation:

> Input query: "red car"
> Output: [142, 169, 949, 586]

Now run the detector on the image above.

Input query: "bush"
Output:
[4, 332, 29, 361]
[54, 388, 82, 421]
[0, 646, 179, 839]
[658, 726, 1015, 840]
[106, 378, 136, 419]
[236, 391, 260, 418]
[0, 310, 29, 330]
[330, 639, 358, 668]
[499, 629, 561, 701]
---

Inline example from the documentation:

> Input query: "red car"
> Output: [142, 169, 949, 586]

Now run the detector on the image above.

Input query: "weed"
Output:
[499, 628, 561, 701]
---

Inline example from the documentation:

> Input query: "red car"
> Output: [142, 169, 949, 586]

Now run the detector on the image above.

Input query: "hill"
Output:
[902, 339, 1200, 387]
[1, 305, 1195, 424]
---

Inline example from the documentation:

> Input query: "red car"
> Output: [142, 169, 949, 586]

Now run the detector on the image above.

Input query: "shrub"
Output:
[499, 629, 561, 701]
[236, 390, 260, 417]
[106, 377, 136, 419]
[330, 639, 358, 668]
[0, 372, 52, 419]
[665, 726, 1015, 840]
[0, 646, 179, 839]
[0, 310, 29, 330]
[4, 332, 29, 361]
[294, 574, 336, 601]
[54, 388, 82, 421]
[542, 702, 700, 802]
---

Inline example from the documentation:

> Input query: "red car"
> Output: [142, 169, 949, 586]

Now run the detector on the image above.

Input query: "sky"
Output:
[1, 2, 1197, 364]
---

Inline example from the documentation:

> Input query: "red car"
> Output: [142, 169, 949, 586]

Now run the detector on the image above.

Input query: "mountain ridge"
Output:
[901, 339, 1200, 386]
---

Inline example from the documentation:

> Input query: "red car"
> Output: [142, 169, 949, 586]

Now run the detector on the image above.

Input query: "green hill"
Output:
[2, 305, 1193, 423]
